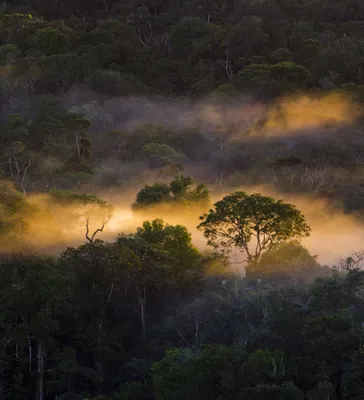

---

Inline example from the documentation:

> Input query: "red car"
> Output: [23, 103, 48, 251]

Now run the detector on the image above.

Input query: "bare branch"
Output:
[85, 217, 91, 243]
[101, 0, 109, 11]
[176, 328, 194, 347]
[137, 28, 146, 46]
[85, 214, 112, 244]
[289, 295, 313, 310]
[75, 132, 81, 158]
[8, 149, 34, 194]
[217, 52, 233, 80]
[106, 282, 115, 304]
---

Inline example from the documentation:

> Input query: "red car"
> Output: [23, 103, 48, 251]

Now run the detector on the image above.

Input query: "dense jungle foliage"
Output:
[1, 0, 364, 399]
[1, 0, 364, 202]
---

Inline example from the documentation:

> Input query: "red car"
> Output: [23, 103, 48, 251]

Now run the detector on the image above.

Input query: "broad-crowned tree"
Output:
[117, 219, 202, 339]
[198, 192, 310, 266]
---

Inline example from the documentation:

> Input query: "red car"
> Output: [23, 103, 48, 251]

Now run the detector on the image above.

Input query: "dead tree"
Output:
[85, 215, 111, 244]
[7, 143, 35, 195]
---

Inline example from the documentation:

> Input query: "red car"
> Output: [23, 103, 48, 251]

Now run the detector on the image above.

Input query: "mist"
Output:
[102, 185, 364, 267]
[4, 180, 361, 270]
[65, 87, 360, 139]
[2, 89, 364, 269]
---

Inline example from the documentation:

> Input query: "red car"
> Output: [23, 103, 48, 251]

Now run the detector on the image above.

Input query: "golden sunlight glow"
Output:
[1, 92, 363, 267]
[199, 92, 361, 141]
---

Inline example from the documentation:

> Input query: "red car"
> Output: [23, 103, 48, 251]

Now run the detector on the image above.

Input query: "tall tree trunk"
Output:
[0, 370, 3, 400]
[101, 0, 109, 11]
[75, 132, 81, 158]
[28, 334, 32, 373]
[137, 283, 146, 340]
[36, 341, 44, 400]
[95, 319, 104, 383]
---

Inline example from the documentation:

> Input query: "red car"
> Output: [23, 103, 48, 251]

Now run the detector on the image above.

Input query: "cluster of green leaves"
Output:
[1, 0, 364, 98]
[132, 175, 210, 212]
[198, 191, 311, 268]
[49, 189, 111, 208]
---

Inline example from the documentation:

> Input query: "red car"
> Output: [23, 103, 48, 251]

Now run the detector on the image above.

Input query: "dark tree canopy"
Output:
[0, 1, 363, 399]
[250, 240, 325, 280]
[132, 175, 210, 212]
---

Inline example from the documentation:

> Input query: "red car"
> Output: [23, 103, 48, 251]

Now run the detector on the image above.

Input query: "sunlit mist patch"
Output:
[1, 182, 364, 269]
[250, 92, 361, 137]
[198, 92, 362, 142]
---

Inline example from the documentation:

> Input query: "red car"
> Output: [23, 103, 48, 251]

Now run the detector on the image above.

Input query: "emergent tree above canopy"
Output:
[198, 191, 311, 264]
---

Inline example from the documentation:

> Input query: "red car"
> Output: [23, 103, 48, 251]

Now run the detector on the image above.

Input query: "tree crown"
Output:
[198, 191, 311, 263]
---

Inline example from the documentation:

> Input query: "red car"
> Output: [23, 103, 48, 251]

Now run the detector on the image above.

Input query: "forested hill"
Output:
[2, 1, 364, 400]
[1, 0, 364, 97]
[2, 0, 364, 204]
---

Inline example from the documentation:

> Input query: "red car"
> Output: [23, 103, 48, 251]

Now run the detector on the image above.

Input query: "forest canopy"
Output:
[0, 0, 364, 399]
